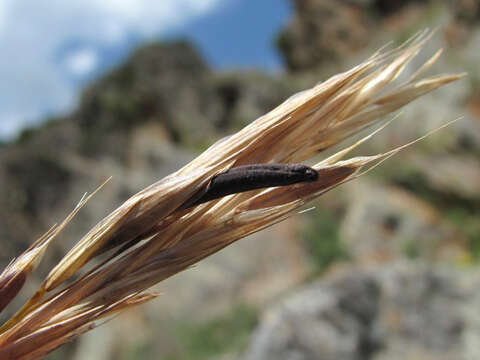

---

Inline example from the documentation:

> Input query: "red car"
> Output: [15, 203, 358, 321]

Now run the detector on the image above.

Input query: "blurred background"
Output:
[1, 0, 480, 359]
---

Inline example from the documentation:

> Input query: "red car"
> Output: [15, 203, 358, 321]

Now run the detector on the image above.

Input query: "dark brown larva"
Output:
[182, 163, 318, 209]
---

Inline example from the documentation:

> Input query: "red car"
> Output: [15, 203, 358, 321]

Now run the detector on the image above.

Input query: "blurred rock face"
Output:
[74, 41, 221, 160]
[277, 0, 370, 72]
[242, 262, 477, 360]
[277, 0, 440, 73]
[341, 180, 467, 265]
[278, 0, 480, 72]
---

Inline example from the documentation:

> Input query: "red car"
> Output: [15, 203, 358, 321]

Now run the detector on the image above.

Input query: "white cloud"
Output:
[83, 0, 223, 34]
[0, 0, 226, 139]
[64, 48, 99, 76]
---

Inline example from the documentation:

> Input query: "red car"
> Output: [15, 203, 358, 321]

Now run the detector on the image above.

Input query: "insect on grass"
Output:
[182, 163, 319, 208]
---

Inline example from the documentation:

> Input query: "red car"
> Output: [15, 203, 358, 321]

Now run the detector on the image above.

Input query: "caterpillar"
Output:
[182, 163, 318, 209]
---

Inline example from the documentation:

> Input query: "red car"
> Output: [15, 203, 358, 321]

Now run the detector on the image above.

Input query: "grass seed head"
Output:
[0, 30, 466, 359]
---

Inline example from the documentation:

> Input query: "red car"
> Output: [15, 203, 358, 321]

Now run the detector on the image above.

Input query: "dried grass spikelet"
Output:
[0, 30, 466, 359]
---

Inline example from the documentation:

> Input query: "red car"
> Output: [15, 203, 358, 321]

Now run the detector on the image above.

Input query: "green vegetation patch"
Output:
[402, 238, 422, 259]
[302, 207, 348, 276]
[167, 304, 258, 360]
[121, 341, 155, 360]
[374, 161, 480, 262]
[447, 207, 480, 260]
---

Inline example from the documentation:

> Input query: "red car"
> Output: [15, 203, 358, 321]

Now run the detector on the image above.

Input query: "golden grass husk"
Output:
[0, 30, 466, 360]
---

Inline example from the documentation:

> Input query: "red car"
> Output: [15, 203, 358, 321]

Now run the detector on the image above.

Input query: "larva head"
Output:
[288, 164, 318, 182]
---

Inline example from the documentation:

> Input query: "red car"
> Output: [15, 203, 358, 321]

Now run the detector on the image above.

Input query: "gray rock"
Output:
[74, 40, 222, 159]
[409, 153, 480, 199]
[277, 0, 370, 72]
[243, 272, 381, 360]
[242, 262, 480, 360]
[340, 180, 466, 265]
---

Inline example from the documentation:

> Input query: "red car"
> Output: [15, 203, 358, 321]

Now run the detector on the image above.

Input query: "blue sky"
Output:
[0, 0, 292, 140]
